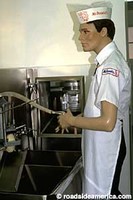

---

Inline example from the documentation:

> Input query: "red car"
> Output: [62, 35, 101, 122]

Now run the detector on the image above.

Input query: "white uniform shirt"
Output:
[82, 41, 131, 195]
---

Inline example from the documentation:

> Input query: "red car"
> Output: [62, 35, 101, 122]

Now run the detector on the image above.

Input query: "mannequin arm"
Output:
[58, 101, 117, 132]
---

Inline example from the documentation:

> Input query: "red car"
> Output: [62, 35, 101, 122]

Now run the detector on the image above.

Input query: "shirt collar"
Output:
[95, 41, 117, 66]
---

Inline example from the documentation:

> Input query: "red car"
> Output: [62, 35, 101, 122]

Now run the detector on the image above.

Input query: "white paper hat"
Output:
[76, 1, 112, 24]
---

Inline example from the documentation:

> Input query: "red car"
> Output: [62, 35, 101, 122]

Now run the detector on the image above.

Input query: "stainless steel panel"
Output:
[41, 137, 81, 151]
[0, 68, 26, 94]
[0, 193, 49, 200]
[18, 165, 72, 195]
[0, 150, 82, 200]
[25, 150, 81, 166]
[0, 68, 27, 127]
[0, 151, 27, 192]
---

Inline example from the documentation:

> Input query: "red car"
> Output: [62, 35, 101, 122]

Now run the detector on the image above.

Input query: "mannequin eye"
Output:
[84, 30, 89, 34]
[79, 28, 90, 34]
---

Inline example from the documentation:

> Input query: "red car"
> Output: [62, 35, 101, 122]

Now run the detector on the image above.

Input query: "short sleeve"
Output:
[95, 68, 120, 109]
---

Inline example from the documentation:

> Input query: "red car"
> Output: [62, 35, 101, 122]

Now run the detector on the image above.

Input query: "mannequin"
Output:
[57, 1, 131, 196]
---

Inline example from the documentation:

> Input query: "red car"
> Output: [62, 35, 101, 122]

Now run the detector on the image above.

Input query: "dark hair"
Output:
[88, 19, 115, 40]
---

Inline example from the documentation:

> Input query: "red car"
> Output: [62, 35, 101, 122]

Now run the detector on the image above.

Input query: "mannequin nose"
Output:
[79, 32, 85, 42]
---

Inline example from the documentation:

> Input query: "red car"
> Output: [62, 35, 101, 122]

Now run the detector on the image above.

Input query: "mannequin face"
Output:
[79, 23, 107, 54]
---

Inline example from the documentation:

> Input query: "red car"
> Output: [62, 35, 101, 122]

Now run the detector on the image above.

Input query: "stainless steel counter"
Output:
[0, 150, 82, 200]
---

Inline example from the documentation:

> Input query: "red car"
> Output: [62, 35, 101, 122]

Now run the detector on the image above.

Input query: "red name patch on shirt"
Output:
[102, 68, 119, 77]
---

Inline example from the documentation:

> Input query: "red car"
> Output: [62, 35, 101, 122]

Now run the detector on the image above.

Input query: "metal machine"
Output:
[0, 68, 84, 199]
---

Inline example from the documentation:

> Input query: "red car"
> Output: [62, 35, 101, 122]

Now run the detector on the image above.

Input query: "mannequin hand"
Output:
[58, 108, 75, 129]
[55, 126, 69, 134]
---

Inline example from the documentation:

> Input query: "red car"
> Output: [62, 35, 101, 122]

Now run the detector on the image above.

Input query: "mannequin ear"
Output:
[101, 27, 108, 37]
